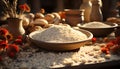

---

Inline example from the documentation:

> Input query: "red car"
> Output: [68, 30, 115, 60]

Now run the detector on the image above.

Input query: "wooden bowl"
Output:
[79, 23, 118, 37]
[29, 29, 93, 51]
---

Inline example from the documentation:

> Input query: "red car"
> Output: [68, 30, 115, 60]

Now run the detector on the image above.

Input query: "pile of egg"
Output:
[22, 12, 62, 34]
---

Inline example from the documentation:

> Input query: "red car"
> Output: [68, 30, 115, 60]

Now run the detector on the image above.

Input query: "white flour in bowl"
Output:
[82, 22, 111, 28]
[32, 25, 88, 43]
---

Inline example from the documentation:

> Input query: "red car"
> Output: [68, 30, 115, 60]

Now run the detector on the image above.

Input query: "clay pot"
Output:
[7, 18, 25, 38]
[64, 9, 84, 26]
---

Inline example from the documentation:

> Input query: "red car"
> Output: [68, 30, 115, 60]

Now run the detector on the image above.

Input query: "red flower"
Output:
[17, 35, 22, 39]
[92, 37, 97, 43]
[0, 28, 22, 59]
[0, 28, 9, 36]
[101, 47, 110, 54]
[6, 44, 19, 53]
[6, 34, 13, 40]
[8, 52, 15, 58]
[19, 3, 30, 12]
[0, 40, 8, 49]
[106, 42, 114, 48]
[0, 40, 8, 44]
[14, 39, 23, 45]
[6, 44, 19, 58]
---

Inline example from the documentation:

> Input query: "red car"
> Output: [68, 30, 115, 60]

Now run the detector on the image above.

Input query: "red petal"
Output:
[0, 40, 8, 49]
[106, 42, 114, 48]
[19, 3, 30, 12]
[0, 40, 8, 44]
[14, 39, 22, 45]
[8, 52, 15, 58]
[0, 28, 9, 36]
[7, 44, 19, 53]
[92, 37, 97, 43]
[17, 35, 22, 39]
[101, 47, 109, 54]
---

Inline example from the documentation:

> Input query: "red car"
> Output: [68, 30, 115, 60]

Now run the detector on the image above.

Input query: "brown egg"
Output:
[22, 17, 30, 29]
[52, 12, 61, 24]
[44, 14, 55, 23]
[32, 26, 43, 31]
[33, 19, 48, 27]
[34, 13, 44, 19]
[24, 13, 35, 23]
[52, 12, 61, 20]
[27, 13, 35, 19]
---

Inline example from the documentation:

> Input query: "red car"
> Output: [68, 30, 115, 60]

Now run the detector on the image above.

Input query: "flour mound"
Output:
[33, 25, 88, 43]
[82, 22, 111, 28]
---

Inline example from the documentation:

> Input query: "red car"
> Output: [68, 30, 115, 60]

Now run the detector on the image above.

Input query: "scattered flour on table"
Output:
[3, 44, 120, 69]
[82, 22, 111, 28]
[32, 25, 88, 43]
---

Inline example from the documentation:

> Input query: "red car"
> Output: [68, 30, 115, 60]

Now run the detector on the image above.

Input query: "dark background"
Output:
[0, 0, 119, 21]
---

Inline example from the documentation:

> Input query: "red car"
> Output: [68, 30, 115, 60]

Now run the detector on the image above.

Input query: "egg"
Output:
[27, 13, 35, 19]
[33, 19, 48, 27]
[34, 13, 44, 19]
[22, 17, 30, 29]
[24, 13, 35, 23]
[44, 14, 55, 23]
[52, 12, 61, 24]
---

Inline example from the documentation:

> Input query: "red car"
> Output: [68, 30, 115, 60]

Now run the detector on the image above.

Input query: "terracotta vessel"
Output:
[7, 18, 25, 38]
[64, 9, 84, 26]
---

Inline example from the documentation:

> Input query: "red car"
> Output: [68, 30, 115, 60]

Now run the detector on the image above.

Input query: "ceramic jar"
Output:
[64, 9, 84, 26]
[90, 0, 103, 22]
[80, 0, 92, 23]
[7, 18, 25, 38]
